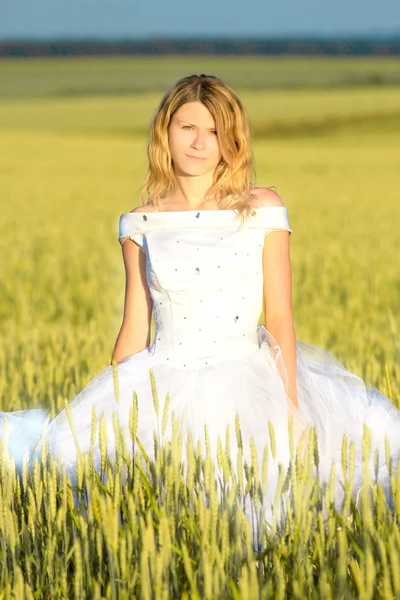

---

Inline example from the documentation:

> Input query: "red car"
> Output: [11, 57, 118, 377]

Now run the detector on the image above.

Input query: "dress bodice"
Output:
[118, 207, 292, 369]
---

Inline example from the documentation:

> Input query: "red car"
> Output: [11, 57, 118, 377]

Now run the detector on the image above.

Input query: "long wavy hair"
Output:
[138, 74, 258, 227]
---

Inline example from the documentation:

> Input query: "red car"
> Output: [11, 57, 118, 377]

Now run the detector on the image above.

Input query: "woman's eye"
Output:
[182, 126, 217, 135]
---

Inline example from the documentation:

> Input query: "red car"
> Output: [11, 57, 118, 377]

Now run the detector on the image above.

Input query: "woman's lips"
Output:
[186, 154, 207, 161]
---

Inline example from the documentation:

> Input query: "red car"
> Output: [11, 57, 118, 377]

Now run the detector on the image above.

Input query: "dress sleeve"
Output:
[260, 206, 293, 239]
[118, 214, 145, 253]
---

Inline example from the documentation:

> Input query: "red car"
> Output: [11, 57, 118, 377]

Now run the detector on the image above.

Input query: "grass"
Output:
[0, 369, 400, 598]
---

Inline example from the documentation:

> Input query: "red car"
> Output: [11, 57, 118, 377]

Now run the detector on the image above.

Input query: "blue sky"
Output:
[1, 0, 399, 40]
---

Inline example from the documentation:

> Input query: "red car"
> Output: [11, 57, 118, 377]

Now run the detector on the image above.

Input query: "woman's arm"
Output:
[111, 228, 153, 365]
[256, 188, 298, 409]
[265, 316, 298, 409]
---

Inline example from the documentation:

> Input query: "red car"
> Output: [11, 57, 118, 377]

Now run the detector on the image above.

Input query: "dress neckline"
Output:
[121, 206, 286, 217]
[118, 205, 292, 238]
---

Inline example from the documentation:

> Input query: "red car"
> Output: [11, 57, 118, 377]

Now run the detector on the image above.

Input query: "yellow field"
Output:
[1, 92, 398, 414]
[0, 56, 399, 596]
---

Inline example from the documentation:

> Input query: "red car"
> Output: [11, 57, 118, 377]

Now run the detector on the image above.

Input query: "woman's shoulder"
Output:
[129, 204, 157, 214]
[128, 189, 285, 213]
[250, 187, 285, 209]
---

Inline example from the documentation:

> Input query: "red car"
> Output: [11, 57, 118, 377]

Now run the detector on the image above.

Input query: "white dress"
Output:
[1, 206, 399, 517]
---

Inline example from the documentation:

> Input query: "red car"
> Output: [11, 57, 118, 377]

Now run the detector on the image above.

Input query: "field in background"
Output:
[1, 55, 400, 99]
[1, 55, 398, 414]
[0, 55, 399, 597]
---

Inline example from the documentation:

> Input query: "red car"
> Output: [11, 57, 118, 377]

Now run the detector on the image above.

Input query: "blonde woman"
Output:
[3, 74, 399, 522]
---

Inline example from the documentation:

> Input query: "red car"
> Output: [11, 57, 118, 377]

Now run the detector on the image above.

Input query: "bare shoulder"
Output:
[129, 205, 155, 214]
[251, 187, 285, 208]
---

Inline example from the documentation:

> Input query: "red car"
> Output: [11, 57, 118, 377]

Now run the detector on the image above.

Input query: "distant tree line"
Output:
[0, 37, 400, 58]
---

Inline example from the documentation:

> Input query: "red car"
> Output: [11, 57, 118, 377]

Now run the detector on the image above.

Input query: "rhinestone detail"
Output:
[195, 267, 200, 275]
[195, 212, 200, 218]
[234, 315, 239, 322]
[142, 215, 147, 221]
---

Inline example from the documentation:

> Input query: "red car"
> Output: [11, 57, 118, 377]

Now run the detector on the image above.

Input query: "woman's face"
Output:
[168, 101, 222, 176]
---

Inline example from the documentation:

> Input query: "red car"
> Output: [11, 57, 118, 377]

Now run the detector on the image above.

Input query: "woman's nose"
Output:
[191, 131, 206, 149]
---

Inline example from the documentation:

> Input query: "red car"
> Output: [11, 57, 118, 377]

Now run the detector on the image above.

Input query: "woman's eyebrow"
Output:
[177, 120, 216, 130]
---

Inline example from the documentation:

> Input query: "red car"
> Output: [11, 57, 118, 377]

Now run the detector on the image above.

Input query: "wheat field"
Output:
[0, 56, 399, 598]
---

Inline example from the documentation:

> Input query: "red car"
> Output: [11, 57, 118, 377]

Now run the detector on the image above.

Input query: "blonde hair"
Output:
[138, 74, 258, 227]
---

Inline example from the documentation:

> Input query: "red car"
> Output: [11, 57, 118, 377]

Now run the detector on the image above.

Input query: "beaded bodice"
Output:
[118, 207, 292, 369]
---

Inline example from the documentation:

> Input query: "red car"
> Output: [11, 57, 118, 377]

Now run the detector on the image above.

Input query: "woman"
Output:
[1, 74, 399, 520]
